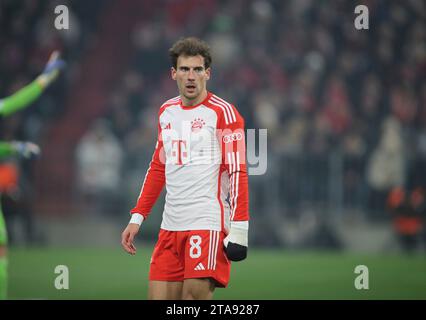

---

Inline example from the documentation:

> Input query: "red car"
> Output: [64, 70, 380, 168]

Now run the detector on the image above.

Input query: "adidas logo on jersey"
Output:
[194, 262, 205, 271]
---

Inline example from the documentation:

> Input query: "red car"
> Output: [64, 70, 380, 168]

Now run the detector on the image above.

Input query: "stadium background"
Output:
[0, 0, 425, 299]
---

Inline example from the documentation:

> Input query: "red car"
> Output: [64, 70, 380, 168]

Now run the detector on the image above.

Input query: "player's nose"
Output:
[188, 69, 196, 79]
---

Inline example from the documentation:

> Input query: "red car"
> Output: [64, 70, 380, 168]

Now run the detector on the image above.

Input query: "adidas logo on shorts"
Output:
[194, 262, 205, 271]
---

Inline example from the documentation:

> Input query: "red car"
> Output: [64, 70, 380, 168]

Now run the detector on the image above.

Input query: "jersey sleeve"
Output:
[218, 106, 250, 222]
[130, 117, 166, 219]
[0, 80, 43, 117]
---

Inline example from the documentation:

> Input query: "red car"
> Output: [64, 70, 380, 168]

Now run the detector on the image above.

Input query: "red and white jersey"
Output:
[130, 92, 249, 232]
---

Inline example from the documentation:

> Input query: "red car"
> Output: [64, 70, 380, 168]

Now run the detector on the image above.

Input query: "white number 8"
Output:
[189, 235, 202, 258]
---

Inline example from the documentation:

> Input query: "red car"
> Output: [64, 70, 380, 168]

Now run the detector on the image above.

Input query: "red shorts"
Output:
[149, 229, 231, 288]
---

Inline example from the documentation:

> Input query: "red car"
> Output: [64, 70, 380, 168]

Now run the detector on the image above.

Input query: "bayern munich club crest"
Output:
[191, 117, 206, 132]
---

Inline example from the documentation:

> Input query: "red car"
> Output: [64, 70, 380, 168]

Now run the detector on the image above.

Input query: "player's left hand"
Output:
[224, 221, 248, 261]
[43, 51, 66, 74]
[36, 51, 66, 88]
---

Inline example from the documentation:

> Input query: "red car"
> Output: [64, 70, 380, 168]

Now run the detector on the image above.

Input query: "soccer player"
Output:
[0, 51, 65, 299]
[121, 37, 249, 300]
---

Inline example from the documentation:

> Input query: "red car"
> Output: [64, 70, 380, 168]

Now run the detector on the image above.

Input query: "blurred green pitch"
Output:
[8, 246, 426, 300]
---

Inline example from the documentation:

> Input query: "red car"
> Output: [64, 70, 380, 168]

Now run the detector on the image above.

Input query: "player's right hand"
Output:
[11, 141, 40, 159]
[121, 223, 140, 255]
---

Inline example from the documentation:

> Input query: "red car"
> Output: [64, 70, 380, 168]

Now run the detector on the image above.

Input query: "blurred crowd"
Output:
[0, 0, 107, 243]
[98, 0, 425, 218]
[0, 1, 425, 249]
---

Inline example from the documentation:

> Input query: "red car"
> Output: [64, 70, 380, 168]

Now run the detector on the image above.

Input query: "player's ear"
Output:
[205, 67, 211, 81]
[171, 67, 177, 80]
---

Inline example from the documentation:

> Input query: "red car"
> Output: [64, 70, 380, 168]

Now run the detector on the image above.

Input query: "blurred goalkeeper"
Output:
[121, 37, 249, 300]
[0, 51, 65, 299]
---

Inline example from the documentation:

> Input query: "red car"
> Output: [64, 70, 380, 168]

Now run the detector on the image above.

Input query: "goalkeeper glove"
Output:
[11, 141, 40, 159]
[223, 221, 248, 261]
[36, 51, 66, 89]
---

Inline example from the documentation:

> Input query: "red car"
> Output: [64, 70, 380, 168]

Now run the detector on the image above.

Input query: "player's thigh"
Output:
[148, 280, 183, 300]
[182, 278, 215, 300]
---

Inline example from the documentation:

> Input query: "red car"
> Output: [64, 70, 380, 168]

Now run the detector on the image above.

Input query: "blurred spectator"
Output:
[75, 119, 124, 217]
[366, 116, 406, 216]
[387, 186, 425, 253]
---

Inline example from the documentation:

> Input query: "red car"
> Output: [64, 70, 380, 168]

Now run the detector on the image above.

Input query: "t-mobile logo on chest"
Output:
[171, 139, 188, 165]
[162, 118, 211, 165]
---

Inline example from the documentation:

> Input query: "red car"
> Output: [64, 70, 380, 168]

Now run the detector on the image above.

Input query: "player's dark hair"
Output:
[169, 37, 212, 70]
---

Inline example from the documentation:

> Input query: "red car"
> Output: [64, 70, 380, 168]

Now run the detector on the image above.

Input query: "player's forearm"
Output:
[224, 161, 249, 262]
[130, 174, 165, 217]
[225, 157, 249, 261]
[130, 156, 165, 219]
[229, 168, 250, 222]
[0, 80, 43, 117]
[0, 51, 65, 118]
